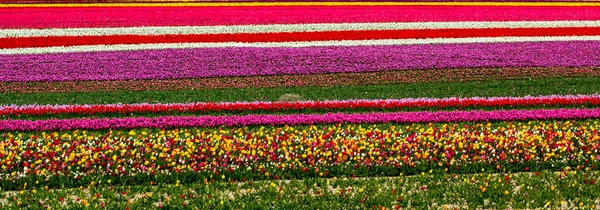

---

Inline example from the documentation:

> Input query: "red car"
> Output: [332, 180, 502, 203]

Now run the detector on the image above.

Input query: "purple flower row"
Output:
[2, 108, 600, 131]
[2, 41, 600, 82]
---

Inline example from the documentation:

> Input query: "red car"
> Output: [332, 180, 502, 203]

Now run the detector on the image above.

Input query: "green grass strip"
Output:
[2, 77, 599, 105]
[2, 171, 598, 209]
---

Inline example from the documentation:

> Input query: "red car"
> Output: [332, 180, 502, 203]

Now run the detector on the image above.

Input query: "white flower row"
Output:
[4, 35, 600, 55]
[2, 20, 600, 38]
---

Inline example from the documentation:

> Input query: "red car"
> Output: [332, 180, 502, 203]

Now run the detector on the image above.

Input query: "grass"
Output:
[1, 77, 599, 105]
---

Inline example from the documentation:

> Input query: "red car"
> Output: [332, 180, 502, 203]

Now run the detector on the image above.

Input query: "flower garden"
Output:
[2, 1, 600, 209]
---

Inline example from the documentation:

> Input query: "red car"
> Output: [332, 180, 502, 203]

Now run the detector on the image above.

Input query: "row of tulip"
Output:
[4, 1, 600, 6]
[0, 0, 588, 3]
[3, 67, 597, 94]
[0, 120, 599, 190]
[4, 21, 600, 38]
[4, 108, 600, 131]
[7, 36, 600, 55]
[3, 170, 599, 209]
[2, 5, 600, 29]
[2, 95, 600, 117]
[4, 40, 600, 82]
[6, 27, 600, 49]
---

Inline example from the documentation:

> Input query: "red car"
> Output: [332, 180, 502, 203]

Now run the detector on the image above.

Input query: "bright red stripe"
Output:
[3, 27, 600, 49]
[2, 96, 600, 116]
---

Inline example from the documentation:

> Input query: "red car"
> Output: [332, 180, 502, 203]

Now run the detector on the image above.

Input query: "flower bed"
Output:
[1, 120, 599, 190]
[2, 1, 600, 208]
[2, 95, 599, 117]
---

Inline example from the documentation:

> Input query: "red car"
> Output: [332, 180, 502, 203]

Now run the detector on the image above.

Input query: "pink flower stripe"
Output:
[2, 107, 600, 131]
[3, 6, 600, 29]
[2, 95, 600, 116]
[0, 0, 590, 3]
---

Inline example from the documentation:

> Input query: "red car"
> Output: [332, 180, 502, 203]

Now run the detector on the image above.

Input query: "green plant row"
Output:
[1, 77, 599, 106]
[2, 170, 598, 209]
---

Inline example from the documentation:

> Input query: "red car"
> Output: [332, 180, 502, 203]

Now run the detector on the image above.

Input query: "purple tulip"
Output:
[2, 41, 600, 82]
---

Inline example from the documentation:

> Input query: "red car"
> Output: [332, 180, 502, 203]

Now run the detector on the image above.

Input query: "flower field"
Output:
[2, 1, 600, 209]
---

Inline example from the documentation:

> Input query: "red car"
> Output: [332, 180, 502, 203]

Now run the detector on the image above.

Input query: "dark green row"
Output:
[1, 77, 599, 105]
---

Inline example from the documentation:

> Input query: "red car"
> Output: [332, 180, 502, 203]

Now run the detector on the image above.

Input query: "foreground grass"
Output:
[1, 77, 599, 105]
[2, 170, 598, 209]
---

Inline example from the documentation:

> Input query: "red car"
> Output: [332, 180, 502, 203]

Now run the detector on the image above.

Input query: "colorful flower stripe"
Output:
[3, 66, 596, 94]
[3, 40, 600, 82]
[2, 0, 208, 3]
[3, 0, 598, 3]
[2, 95, 600, 116]
[5, 27, 600, 49]
[4, 21, 600, 38]
[7, 36, 600, 55]
[4, 2, 600, 7]
[1, 121, 599, 182]
[2, 108, 600, 131]
[3, 6, 600, 29]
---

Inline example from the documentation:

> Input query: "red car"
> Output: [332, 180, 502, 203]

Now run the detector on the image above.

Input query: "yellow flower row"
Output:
[0, 121, 598, 180]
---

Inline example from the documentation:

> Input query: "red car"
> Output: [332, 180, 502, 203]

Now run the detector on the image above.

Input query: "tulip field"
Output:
[4, 1, 600, 209]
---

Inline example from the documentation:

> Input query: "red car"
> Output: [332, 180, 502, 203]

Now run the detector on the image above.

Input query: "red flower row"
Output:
[2, 95, 599, 116]
[3, 27, 600, 48]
